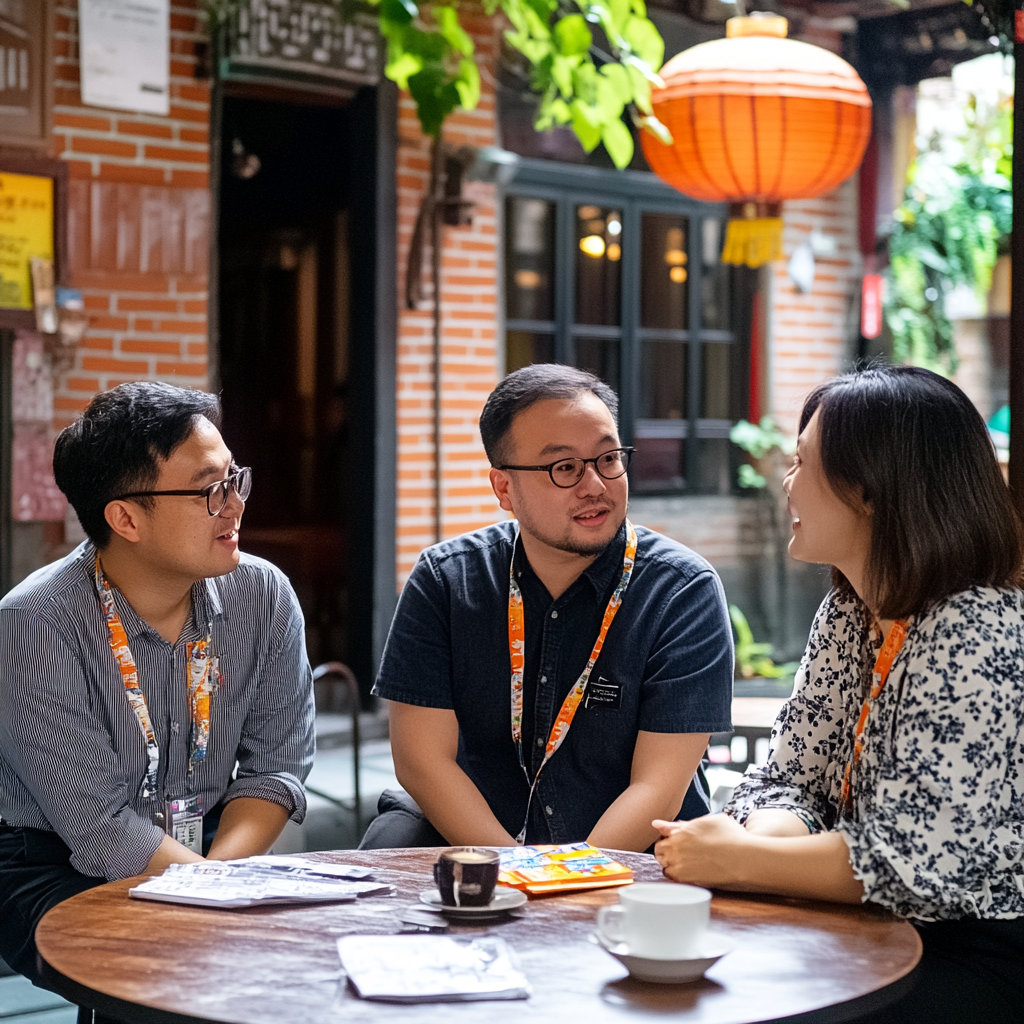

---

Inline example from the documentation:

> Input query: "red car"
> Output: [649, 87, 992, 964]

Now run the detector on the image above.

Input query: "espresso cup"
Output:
[596, 883, 711, 959]
[433, 847, 500, 907]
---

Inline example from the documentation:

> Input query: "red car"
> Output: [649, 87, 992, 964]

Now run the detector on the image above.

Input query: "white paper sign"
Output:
[79, 0, 169, 115]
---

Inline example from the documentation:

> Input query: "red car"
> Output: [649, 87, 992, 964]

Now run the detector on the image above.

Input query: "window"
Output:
[504, 166, 756, 495]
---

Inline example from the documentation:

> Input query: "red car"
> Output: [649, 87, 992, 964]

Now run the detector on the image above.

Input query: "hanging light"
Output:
[579, 235, 606, 258]
[641, 13, 871, 268]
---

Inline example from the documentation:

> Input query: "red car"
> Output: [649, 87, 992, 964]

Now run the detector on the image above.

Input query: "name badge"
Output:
[585, 676, 621, 711]
[166, 794, 204, 855]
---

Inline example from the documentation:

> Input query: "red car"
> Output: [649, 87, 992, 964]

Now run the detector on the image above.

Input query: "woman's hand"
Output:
[651, 813, 753, 888]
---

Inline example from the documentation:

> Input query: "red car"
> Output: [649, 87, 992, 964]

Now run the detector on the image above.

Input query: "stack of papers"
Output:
[337, 935, 530, 1002]
[499, 843, 633, 895]
[129, 859, 393, 909]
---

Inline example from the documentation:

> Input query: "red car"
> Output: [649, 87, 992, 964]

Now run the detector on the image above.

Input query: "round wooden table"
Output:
[37, 848, 922, 1024]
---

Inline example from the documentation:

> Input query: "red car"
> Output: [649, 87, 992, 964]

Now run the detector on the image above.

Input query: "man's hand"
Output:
[389, 701, 517, 845]
[144, 832, 204, 874]
[587, 732, 708, 852]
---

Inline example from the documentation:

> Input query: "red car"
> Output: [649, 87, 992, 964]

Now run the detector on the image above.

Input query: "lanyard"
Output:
[838, 617, 909, 818]
[508, 520, 638, 843]
[94, 555, 218, 800]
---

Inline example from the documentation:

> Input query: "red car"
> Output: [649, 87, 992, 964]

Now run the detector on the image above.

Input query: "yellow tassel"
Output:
[722, 218, 784, 268]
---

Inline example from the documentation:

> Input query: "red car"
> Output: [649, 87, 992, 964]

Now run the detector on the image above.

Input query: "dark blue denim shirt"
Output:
[373, 521, 733, 844]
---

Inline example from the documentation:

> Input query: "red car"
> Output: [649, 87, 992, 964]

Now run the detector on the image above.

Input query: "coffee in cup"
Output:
[433, 847, 500, 907]
[596, 883, 711, 959]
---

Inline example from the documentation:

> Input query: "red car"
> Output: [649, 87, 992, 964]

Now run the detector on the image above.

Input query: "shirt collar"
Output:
[81, 542, 226, 641]
[511, 519, 628, 601]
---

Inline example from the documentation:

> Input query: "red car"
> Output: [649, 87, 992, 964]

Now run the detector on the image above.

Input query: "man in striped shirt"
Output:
[0, 383, 315, 992]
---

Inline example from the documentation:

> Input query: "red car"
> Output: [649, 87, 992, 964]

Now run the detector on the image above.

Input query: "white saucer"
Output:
[590, 931, 735, 984]
[419, 886, 527, 918]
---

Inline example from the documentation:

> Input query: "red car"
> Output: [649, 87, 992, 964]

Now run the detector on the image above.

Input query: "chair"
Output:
[310, 661, 362, 819]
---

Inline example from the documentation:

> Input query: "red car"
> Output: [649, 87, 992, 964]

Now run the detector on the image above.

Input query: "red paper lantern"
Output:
[641, 14, 872, 267]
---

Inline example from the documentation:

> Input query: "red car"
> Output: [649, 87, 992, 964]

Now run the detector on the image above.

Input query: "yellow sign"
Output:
[0, 172, 54, 310]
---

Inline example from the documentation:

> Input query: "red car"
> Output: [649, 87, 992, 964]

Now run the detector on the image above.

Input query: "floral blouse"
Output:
[725, 586, 1024, 922]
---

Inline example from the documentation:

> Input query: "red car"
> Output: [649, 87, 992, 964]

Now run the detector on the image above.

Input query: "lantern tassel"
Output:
[722, 217, 784, 268]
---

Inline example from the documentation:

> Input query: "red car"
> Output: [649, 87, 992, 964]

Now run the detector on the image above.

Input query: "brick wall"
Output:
[50, 0, 211, 432]
[395, 11, 503, 584]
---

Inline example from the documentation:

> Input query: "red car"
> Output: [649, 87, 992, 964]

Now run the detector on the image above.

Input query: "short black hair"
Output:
[801, 364, 1024, 618]
[53, 382, 222, 548]
[479, 364, 619, 465]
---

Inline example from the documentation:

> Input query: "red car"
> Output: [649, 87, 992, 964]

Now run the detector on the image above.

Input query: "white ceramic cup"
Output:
[596, 883, 711, 960]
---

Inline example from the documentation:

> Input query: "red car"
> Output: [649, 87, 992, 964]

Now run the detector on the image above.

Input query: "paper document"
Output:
[129, 860, 393, 909]
[338, 935, 530, 1002]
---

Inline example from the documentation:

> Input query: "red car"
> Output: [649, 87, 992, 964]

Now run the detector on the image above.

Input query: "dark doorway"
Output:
[216, 91, 379, 692]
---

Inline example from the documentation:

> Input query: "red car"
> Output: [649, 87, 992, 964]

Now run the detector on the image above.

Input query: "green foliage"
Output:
[730, 416, 794, 490]
[884, 97, 1012, 372]
[729, 605, 798, 680]
[206, 0, 670, 163]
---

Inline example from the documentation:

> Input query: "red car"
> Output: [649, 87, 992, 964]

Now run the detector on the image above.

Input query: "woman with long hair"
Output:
[653, 365, 1023, 1022]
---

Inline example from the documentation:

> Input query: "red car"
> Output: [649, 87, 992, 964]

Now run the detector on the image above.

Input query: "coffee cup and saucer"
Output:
[420, 847, 527, 920]
[592, 883, 734, 984]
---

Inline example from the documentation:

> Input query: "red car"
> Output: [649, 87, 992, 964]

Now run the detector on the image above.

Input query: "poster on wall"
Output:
[79, 0, 169, 115]
[0, 171, 54, 311]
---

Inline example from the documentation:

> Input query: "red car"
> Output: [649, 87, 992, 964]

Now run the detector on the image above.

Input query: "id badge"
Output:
[165, 794, 204, 854]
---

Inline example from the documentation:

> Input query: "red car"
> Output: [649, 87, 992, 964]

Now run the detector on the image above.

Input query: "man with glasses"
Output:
[0, 382, 315, 992]
[363, 364, 733, 851]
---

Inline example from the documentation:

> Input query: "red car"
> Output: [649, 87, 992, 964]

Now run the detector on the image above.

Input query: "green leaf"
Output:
[553, 14, 592, 55]
[595, 73, 625, 123]
[551, 54, 574, 98]
[434, 5, 474, 56]
[385, 51, 424, 90]
[570, 100, 602, 151]
[601, 117, 633, 168]
[606, 0, 631, 32]
[380, 0, 418, 26]
[548, 97, 572, 123]
[599, 62, 632, 104]
[455, 58, 481, 109]
[622, 15, 664, 69]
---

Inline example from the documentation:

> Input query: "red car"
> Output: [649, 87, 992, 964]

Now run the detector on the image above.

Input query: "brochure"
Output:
[498, 843, 633, 895]
[337, 935, 530, 1002]
[129, 859, 393, 909]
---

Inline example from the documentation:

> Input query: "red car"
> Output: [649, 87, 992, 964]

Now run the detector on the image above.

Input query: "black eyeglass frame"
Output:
[497, 447, 635, 488]
[115, 466, 252, 517]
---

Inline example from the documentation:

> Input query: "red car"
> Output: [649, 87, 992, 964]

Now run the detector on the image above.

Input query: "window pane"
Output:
[640, 341, 687, 420]
[506, 197, 555, 322]
[575, 205, 622, 326]
[574, 336, 620, 392]
[695, 438, 733, 495]
[702, 219, 731, 331]
[702, 342, 731, 419]
[641, 213, 688, 330]
[506, 331, 555, 374]
[633, 437, 686, 492]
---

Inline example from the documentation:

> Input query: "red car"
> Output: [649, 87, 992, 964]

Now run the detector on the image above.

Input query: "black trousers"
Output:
[838, 916, 1024, 1024]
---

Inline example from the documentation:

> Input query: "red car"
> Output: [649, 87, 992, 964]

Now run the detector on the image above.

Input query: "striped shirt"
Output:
[0, 542, 315, 881]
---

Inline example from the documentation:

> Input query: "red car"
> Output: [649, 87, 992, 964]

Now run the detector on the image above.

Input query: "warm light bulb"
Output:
[579, 235, 606, 258]
[665, 249, 687, 266]
[514, 269, 541, 289]
[607, 243, 621, 261]
[670, 266, 687, 283]
[578, 205, 601, 220]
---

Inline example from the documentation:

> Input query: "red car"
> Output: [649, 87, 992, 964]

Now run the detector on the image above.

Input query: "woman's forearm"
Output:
[727, 831, 864, 903]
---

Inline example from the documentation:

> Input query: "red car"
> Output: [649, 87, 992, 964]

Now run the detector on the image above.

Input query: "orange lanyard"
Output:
[508, 520, 638, 843]
[838, 617, 909, 817]
[94, 554, 218, 799]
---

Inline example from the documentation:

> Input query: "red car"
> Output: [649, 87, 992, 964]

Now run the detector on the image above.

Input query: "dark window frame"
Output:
[502, 159, 753, 496]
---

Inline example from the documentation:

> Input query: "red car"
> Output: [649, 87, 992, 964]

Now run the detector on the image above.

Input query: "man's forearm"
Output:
[397, 760, 517, 846]
[588, 780, 681, 852]
[144, 832, 204, 874]
[206, 797, 290, 861]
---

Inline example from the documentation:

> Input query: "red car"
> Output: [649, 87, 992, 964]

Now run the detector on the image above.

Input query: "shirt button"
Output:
[536, 737, 545, 748]
[540, 675, 547, 683]
[551, 610, 558, 619]
[545, 805, 554, 816]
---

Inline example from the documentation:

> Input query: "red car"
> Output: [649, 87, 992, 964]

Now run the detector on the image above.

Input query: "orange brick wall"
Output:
[768, 180, 860, 437]
[49, 0, 211, 432]
[395, 11, 503, 584]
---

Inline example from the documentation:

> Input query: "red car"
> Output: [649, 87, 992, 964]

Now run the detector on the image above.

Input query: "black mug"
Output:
[433, 847, 500, 907]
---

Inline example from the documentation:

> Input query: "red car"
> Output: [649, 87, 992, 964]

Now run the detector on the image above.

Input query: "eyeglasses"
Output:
[498, 448, 634, 488]
[116, 465, 252, 517]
